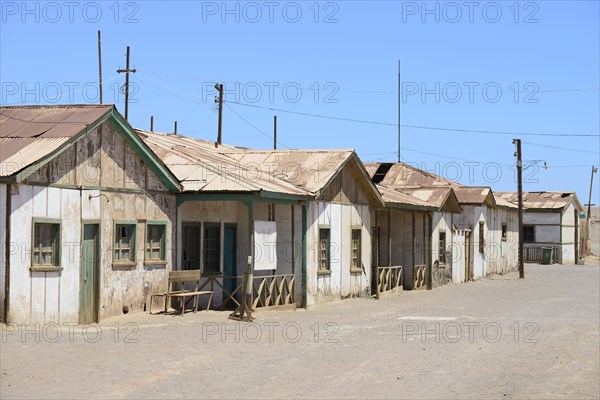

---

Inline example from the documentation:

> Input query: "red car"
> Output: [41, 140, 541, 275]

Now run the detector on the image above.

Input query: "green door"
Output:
[80, 224, 99, 323]
[223, 225, 237, 305]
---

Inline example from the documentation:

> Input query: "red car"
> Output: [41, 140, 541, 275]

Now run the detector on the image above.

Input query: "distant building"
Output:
[495, 192, 584, 264]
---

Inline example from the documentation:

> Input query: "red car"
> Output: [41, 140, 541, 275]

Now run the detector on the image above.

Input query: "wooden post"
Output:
[387, 208, 392, 267]
[274, 115, 277, 150]
[97, 31, 103, 104]
[412, 210, 416, 288]
[229, 200, 255, 321]
[514, 139, 524, 278]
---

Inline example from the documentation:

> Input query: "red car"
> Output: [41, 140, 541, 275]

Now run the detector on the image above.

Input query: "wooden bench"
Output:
[150, 270, 213, 316]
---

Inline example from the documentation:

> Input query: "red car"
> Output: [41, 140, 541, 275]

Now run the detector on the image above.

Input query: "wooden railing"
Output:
[377, 266, 403, 297]
[197, 275, 242, 309]
[524, 245, 560, 263]
[414, 264, 426, 289]
[197, 274, 295, 310]
[252, 274, 295, 309]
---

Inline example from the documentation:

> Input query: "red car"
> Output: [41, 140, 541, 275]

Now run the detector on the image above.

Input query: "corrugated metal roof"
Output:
[221, 149, 355, 194]
[136, 130, 310, 196]
[399, 186, 456, 209]
[495, 191, 580, 210]
[376, 184, 436, 209]
[364, 161, 462, 188]
[452, 186, 495, 205]
[0, 105, 113, 176]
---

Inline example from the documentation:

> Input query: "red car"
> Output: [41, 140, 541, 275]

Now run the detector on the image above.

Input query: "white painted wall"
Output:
[561, 201, 577, 264]
[176, 200, 304, 308]
[0, 183, 6, 321]
[306, 201, 371, 305]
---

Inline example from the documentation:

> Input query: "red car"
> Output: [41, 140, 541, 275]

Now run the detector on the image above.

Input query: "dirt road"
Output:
[1, 263, 599, 399]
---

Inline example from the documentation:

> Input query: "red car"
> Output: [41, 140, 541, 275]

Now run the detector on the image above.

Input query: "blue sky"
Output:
[2, 0, 599, 204]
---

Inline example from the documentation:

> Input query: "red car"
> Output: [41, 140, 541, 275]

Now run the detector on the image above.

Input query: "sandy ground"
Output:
[1, 263, 599, 399]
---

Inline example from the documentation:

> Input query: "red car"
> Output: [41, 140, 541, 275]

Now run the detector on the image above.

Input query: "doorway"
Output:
[223, 224, 237, 306]
[80, 223, 99, 323]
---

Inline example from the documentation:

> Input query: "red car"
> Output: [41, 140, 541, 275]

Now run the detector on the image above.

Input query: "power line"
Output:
[522, 141, 600, 154]
[224, 103, 292, 149]
[226, 101, 599, 137]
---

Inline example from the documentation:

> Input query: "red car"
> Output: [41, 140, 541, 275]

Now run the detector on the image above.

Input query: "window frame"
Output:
[501, 223, 507, 241]
[439, 230, 447, 264]
[203, 222, 221, 275]
[182, 222, 202, 270]
[523, 225, 535, 243]
[113, 220, 137, 266]
[145, 221, 167, 264]
[479, 221, 485, 254]
[350, 227, 362, 273]
[31, 218, 61, 271]
[318, 226, 331, 274]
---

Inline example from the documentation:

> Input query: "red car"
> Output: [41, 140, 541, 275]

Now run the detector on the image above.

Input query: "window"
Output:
[351, 229, 362, 271]
[145, 222, 166, 262]
[318, 228, 331, 272]
[204, 224, 221, 274]
[439, 231, 446, 264]
[501, 223, 507, 241]
[182, 224, 201, 270]
[114, 223, 136, 263]
[479, 221, 485, 254]
[33, 222, 60, 267]
[523, 225, 535, 243]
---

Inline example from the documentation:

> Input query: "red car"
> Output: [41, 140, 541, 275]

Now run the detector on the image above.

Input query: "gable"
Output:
[318, 157, 382, 206]
[26, 121, 169, 192]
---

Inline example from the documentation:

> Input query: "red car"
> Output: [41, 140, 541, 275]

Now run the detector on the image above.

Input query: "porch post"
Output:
[301, 203, 308, 308]
[229, 198, 255, 321]
[387, 208, 392, 267]
[412, 210, 416, 278]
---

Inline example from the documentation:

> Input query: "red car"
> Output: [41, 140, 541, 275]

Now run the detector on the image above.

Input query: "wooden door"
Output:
[80, 224, 99, 323]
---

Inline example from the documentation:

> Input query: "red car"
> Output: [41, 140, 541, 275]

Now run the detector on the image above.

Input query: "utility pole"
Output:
[174, 121, 178, 135]
[97, 31, 103, 104]
[150, 116, 154, 132]
[587, 165, 598, 255]
[116, 46, 136, 121]
[397, 60, 401, 163]
[273, 115, 277, 150]
[215, 83, 224, 145]
[513, 138, 524, 279]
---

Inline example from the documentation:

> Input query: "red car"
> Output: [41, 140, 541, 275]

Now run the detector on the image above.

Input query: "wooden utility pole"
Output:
[586, 166, 598, 255]
[514, 138, 524, 279]
[273, 115, 277, 150]
[98, 31, 103, 104]
[215, 83, 224, 145]
[587, 166, 598, 225]
[116, 46, 136, 121]
[397, 60, 401, 162]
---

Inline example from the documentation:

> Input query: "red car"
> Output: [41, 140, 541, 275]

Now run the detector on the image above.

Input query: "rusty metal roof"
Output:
[495, 192, 581, 211]
[452, 186, 495, 206]
[136, 130, 310, 196]
[221, 149, 355, 194]
[0, 105, 113, 176]
[398, 186, 459, 210]
[364, 161, 462, 188]
[376, 184, 437, 210]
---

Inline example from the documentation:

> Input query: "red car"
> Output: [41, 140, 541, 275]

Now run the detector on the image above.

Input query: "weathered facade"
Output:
[138, 130, 384, 307]
[0, 105, 180, 324]
[496, 192, 584, 264]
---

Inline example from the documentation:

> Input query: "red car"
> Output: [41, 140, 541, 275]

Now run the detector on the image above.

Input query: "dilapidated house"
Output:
[364, 162, 520, 283]
[0, 105, 181, 324]
[495, 192, 584, 264]
[137, 130, 384, 308]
